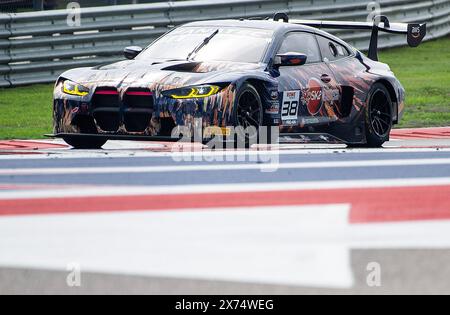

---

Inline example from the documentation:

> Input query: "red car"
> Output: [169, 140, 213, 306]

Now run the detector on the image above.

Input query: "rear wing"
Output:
[273, 13, 427, 61]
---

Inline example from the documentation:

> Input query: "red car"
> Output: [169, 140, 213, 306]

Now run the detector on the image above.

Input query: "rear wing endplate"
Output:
[273, 13, 427, 61]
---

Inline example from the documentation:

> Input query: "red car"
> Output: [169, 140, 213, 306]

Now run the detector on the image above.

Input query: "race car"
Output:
[50, 13, 426, 149]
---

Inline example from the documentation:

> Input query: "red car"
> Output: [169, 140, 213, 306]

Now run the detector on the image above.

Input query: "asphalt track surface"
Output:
[1, 127, 450, 295]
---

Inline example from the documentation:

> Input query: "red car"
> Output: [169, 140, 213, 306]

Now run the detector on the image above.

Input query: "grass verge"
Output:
[379, 36, 450, 128]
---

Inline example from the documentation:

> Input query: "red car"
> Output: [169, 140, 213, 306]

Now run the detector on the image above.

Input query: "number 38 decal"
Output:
[282, 100, 299, 116]
[281, 90, 301, 125]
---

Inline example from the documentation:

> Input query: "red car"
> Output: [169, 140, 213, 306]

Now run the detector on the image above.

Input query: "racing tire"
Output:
[63, 137, 107, 149]
[351, 83, 393, 148]
[232, 82, 264, 149]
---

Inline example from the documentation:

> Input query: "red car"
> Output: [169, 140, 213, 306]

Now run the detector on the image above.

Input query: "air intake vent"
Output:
[124, 89, 154, 109]
[92, 87, 120, 132]
[123, 88, 154, 132]
[93, 112, 120, 132]
[92, 88, 120, 109]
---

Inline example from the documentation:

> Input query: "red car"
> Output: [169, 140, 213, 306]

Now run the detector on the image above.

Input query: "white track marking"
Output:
[0, 204, 354, 288]
[2, 204, 450, 288]
[1, 158, 450, 176]
[1, 177, 450, 200]
[0, 144, 449, 160]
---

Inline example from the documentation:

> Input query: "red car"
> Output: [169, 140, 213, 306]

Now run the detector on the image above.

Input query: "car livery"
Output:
[51, 13, 426, 148]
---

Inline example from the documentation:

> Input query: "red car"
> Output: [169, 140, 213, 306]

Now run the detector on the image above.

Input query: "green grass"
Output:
[0, 84, 54, 139]
[379, 36, 450, 128]
[0, 36, 449, 139]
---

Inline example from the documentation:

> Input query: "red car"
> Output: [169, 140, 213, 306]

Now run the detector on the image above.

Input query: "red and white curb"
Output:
[390, 127, 450, 140]
[1, 178, 449, 222]
[0, 140, 68, 151]
[1, 178, 450, 288]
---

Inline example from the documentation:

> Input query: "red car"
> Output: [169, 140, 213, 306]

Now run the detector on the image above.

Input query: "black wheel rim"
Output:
[370, 90, 391, 137]
[236, 91, 262, 129]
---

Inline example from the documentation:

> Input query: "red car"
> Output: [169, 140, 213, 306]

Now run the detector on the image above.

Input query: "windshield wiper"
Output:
[186, 29, 219, 61]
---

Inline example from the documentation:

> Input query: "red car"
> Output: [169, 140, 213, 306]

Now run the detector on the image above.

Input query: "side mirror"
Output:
[274, 52, 308, 67]
[124, 46, 143, 60]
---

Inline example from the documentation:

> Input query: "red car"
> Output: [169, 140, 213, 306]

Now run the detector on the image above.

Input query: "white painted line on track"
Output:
[0, 204, 353, 288]
[1, 158, 449, 176]
[0, 146, 448, 160]
[2, 203, 450, 288]
[1, 177, 450, 200]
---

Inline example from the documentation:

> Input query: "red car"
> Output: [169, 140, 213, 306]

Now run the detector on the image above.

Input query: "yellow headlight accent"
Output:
[63, 81, 89, 96]
[171, 85, 220, 99]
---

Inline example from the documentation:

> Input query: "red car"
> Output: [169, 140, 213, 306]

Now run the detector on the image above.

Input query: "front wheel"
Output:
[233, 83, 264, 148]
[63, 137, 107, 149]
[363, 83, 393, 148]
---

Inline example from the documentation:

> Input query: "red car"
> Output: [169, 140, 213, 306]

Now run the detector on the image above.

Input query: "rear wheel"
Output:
[63, 137, 107, 149]
[355, 83, 393, 148]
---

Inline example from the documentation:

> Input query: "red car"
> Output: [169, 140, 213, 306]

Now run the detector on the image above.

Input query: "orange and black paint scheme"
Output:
[51, 14, 426, 148]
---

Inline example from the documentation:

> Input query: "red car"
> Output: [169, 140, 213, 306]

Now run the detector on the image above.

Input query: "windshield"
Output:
[137, 26, 274, 64]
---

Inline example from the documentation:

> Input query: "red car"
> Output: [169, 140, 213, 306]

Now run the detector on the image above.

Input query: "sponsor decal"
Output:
[270, 91, 279, 100]
[265, 101, 280, 114]
[331, 89, 340, 102]
[411, 26, 421, 38]
[304, 78, 323, 116]
[302, 117, 320, 125]
[204, 127, 231, 138]
[286, 91, 297, 98]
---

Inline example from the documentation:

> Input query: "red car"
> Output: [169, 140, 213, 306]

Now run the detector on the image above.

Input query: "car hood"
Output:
[60, 59, 264, 89]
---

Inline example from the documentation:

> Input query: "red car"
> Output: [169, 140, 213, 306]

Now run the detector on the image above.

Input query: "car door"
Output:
[276, 32, 342, 128]
[315, 34, 357, 120]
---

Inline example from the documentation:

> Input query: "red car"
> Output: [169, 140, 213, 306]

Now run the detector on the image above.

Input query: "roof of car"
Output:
[182, 19, 354, 51]
[184, 19, 316, 32]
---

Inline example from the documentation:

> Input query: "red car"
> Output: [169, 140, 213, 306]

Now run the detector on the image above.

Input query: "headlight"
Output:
[62, 80, 90, 96]
[162, 85, 221, 99]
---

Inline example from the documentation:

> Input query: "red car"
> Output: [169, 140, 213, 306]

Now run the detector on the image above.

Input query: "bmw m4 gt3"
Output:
[51, 13, 426, 149]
